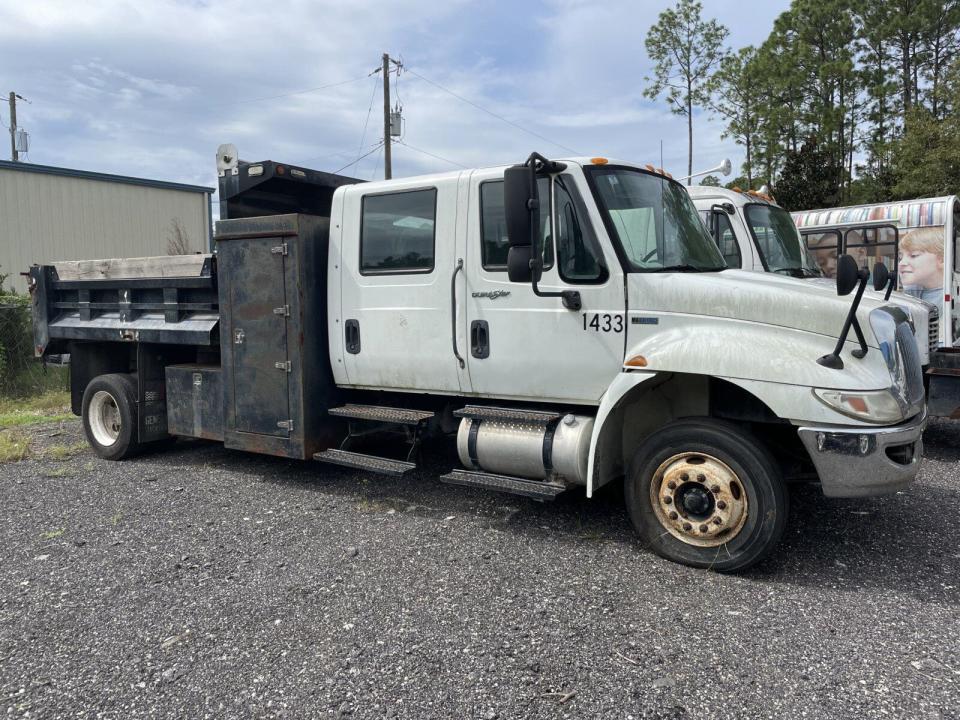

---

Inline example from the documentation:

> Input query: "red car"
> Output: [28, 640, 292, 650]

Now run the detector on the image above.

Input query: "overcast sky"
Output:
[1, 0, 789, 196]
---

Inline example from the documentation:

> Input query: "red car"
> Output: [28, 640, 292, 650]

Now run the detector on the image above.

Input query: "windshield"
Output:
[744, 203, 821, 277]
[587, 166, 726, 272]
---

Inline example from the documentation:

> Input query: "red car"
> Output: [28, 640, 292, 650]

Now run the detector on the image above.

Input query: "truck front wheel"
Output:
[81, 374, 142, 460]
[625, 419, 788, 572]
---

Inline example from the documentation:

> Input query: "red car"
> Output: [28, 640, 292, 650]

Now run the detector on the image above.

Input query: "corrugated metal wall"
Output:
[0, 166, 211, 293]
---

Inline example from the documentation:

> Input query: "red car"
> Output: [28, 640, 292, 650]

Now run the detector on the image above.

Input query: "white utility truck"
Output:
[28, 151, 927, 572]
[688, 185, 938, 367]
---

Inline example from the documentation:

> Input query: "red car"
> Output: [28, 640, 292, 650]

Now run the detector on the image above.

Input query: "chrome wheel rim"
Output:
[650, 452, 748, 547]
[88, 390, 121, 447]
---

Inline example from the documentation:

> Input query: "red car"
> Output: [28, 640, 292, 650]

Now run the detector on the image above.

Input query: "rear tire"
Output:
[625, 418, 788, 572]
[81, 373, 141, 460]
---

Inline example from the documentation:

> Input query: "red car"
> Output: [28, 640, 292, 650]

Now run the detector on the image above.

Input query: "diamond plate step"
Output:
[452, 405, 561, 424]
[313, 449, 416, 478]
[439, 469, 566, 501]
[328, 404, 434, 425]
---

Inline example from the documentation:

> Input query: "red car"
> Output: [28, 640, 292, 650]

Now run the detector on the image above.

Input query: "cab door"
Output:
[462, 168, 625, 405]
[337, 177, 466, 394]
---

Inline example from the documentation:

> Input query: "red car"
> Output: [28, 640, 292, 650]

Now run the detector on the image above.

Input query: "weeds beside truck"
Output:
[28, 151, 926, 571]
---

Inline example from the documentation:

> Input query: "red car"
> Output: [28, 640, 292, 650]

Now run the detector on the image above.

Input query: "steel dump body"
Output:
[29, 212, 340, 459]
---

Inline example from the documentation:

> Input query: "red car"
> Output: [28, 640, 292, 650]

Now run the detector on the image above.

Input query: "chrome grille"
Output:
[928, 306, 940, 353]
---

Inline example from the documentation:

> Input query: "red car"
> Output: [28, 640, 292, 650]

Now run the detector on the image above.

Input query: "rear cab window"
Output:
[360, 189, 437, 274]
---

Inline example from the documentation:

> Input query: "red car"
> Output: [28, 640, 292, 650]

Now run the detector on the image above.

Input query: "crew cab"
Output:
[27, 151, 927, 572]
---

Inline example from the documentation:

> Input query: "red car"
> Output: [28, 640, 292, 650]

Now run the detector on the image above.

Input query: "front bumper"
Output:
[797, 410, 927, 498]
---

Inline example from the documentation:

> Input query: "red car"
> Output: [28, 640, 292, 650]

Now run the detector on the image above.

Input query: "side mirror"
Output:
[835, 254, 859, 296]
[872, 262, 890, 292]
[504, 164, 538, 283]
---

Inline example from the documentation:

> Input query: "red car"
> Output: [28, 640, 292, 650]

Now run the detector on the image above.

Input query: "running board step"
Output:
[328, 404, 434, 425]
[439, 469, 567, 501]
[314, 449, 416, 478]
[453, 405, 561, 424]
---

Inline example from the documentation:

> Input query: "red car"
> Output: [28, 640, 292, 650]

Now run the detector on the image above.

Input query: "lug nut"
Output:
[714, 517, 723, 525]
[697, 474, 706, 482]
[667, 481, 677, 490]
[716, 501, 727, 510]
[669, 511, 678, 520]
[682, 522, 692, 531]
[663, 496, 672, 504]
[699, 524, 708, 533]
[681, 473, 689, 481]
[711, 484, 721, 493]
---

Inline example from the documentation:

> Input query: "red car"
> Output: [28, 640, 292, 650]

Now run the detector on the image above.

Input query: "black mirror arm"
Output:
[884, 275, 895, 302]
[818, 269, 870, 369]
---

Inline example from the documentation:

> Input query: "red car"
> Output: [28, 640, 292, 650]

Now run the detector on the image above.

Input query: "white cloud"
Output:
[0, 0, 788, 186]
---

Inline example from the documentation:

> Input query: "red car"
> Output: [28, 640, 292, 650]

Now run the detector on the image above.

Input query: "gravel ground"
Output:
[1, 417, 959, 720]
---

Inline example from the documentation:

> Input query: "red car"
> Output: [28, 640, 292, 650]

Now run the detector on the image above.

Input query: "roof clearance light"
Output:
[276, 165, 286, 175]
[645, 164, 656, 173]
[247, 165, 264, 177]
[290, 168, 306, 178]
[590, 157, 608, 165]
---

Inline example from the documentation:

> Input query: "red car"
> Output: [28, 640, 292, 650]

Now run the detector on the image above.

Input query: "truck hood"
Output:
[633, 269, 886, 345]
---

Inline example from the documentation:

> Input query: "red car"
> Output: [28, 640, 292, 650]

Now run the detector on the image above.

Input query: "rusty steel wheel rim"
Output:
[649, 452, 749, 548]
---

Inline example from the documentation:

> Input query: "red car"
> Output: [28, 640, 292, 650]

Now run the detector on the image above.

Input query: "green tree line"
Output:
[645, 0, 960, 210]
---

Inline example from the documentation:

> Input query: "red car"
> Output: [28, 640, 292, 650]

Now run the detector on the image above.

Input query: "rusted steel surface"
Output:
[216, 214, 341, 460]
[165, 364, 224, 441]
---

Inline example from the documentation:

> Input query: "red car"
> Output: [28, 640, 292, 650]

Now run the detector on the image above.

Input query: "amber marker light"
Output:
[590, 157, 608, 165]
[625, 355, 648, 368]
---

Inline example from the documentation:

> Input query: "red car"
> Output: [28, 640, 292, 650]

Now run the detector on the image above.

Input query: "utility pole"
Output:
[9, 92, 18, 162]
[382, 53, 392, 180]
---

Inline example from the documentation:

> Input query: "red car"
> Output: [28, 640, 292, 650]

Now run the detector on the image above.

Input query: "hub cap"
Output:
[650, 452, 748, 547]
[88, 390, 121, 447]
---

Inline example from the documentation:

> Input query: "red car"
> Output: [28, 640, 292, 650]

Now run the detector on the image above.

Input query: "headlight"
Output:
[813, 388, 904, 423]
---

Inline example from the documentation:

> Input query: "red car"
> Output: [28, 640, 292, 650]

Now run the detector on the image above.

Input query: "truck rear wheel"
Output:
[82, 374, 141, 460]
[625, 419, 787, 572]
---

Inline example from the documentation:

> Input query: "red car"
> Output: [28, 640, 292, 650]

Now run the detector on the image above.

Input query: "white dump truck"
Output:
[28, 151, 926, 572]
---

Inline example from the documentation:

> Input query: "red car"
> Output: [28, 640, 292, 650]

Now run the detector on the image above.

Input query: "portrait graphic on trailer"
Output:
[899, 227, 944, 304]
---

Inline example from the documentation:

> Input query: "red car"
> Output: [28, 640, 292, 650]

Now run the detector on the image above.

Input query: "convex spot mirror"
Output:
[835, 254, 860, 296]
[504, 164, 539, 284]
[872, 262, 890, 292]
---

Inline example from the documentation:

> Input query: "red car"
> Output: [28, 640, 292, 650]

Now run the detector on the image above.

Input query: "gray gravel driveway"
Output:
[1, 417, 959, 719]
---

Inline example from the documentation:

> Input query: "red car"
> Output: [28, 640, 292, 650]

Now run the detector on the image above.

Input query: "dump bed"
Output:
[28, 253, 219, 358]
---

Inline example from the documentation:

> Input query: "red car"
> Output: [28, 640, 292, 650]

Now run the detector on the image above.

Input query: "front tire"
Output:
[82, 373, 141, 460]
[625, 419, 788, 572]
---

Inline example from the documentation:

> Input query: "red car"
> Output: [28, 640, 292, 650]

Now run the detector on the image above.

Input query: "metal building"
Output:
[0, 160, 214, 293]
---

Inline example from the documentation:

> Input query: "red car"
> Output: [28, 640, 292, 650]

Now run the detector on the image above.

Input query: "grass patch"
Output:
[0, 391, 73, 429]
[46, 442, 88, 461]
[40, 527, 65, 541]
[0, 431, 30, 462]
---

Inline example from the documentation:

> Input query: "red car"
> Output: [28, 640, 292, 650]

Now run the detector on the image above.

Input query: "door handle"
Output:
[451, 258, 465, 369]
[345, 319, 360, 354]
[470, 320, 489, 359]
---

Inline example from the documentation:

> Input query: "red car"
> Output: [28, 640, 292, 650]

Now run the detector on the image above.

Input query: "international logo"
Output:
[471, 290, 511, 300]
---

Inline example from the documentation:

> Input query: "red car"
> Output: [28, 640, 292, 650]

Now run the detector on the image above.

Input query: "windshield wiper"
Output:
[657, 264, 725, 273]
[772, 267, 804, 278]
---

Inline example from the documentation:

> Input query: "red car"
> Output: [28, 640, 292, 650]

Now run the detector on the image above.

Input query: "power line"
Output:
[404, 67, 580, 156]
[356, 74, 380, 160]
[228, 75, 369, 106]
[395, 139, 468, 169]
[334, 141, 384, 174]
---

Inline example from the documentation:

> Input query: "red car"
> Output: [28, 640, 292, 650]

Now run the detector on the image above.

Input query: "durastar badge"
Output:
[472, 290, 511, 300]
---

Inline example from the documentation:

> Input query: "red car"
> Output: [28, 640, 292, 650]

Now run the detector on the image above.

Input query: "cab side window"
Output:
[699, 210, 741, 268]
[360, 189, 436, 273]
[555, 175, 605, 282]
[480, 178, 552, 271]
